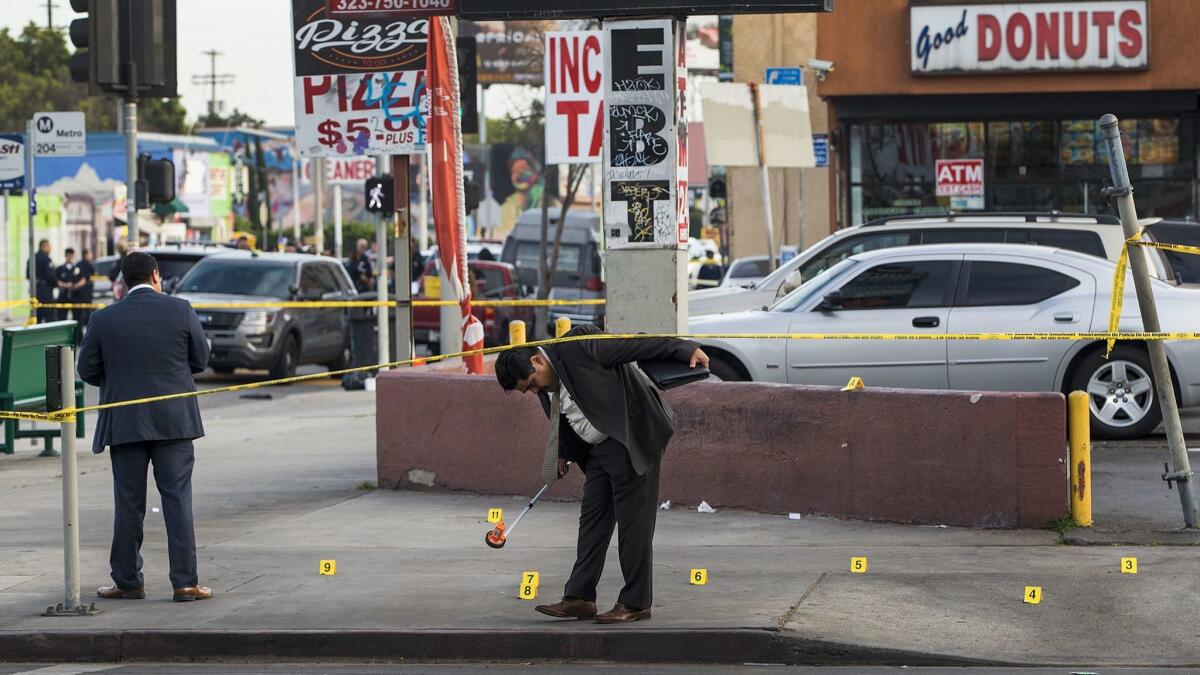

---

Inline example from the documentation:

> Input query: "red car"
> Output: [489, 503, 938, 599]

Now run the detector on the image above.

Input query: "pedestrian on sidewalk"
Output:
[55, 247, 83, 322]
[27, 239, 56, 323]
[77, 251, 214, 603]
[494, 325, 709, 624]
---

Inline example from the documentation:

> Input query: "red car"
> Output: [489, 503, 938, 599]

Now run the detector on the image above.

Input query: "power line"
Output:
[191, 49, 236, 117]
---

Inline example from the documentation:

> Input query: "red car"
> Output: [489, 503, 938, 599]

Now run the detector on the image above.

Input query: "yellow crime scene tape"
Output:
[4, 330, 1200, 425]
[14, 298, 609, 311]
[1105, 232, 1200, 355]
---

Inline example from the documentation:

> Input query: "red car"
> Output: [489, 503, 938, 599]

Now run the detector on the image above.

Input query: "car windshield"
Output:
[153, 254, 204, 281]
[177, 259, 294, 299]
[729, 259, 771, 278]
[770, 259, 859, 312]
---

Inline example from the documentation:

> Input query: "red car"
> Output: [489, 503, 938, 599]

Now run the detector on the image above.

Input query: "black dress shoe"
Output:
[594, 602, 651, 624]
[535, 597, 597, 619]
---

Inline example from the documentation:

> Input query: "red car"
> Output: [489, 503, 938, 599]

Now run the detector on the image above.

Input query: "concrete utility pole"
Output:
[601, 17, 689, 335]
[750, 82, 777, 272]
[392, 156, 412, 364]
[1100, 113, 1198, 529]
[374, 155, 390, 366]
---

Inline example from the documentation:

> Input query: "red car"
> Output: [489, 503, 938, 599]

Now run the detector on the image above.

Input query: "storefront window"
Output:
[847, 116, 1196, 224]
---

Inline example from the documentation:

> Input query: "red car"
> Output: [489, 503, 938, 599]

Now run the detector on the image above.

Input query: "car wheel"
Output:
[325, 340, 350, 375]
[707, 355, 746, 382]
[1070, 345, 1162, 440]
[270, 334, 300, 381]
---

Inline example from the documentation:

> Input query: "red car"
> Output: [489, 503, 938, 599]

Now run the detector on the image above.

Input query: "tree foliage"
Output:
[196, 107, 265, 130]
[0, 24, 188, 134]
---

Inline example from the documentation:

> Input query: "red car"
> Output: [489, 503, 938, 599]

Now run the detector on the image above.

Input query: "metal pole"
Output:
[1099, 113, 1198, 528]
[333, 184, 343, 258]
[375, 156, 390, 367]
[418, 154, 429, 251]
[479, 83, 491, 237]
[392, 155, 412, 363]
[314, 158, 325, 254]
[58, 346, 79, 610]
[27, 119, 37, 322]
[124, 100, 138, 247]
[291, 145, 301, 247]
[750, 83, 776, 271]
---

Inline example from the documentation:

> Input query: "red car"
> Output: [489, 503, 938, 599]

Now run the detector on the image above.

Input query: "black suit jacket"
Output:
[539, 326, 699, 476]
[77, 288, 211, 454]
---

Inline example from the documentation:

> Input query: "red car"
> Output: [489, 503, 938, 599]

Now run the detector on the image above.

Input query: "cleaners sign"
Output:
[910, 1, 1148, 75]
[545, 30, 604, 165]
[935, 159, 984, 210]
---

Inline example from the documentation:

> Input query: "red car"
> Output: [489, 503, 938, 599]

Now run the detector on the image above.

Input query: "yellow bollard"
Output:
[508, 320, 526, 345]
[1068, 390, 1093, 527]
[555, 317, 571, 338]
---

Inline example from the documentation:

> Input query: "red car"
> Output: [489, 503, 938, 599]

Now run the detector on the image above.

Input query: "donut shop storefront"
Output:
[815, 0, 1200, 227]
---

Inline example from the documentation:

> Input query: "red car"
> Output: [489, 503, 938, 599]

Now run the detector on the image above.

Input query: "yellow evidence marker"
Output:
[1121, 557, 1138, 574]
[319, 560, 336, 576]
[850, 557, 868, 573]
[690, 568, 708, 585]
[487, 508, 503, 523]
[518, 571, 540, 600]
[1024, 586, 1042, 605]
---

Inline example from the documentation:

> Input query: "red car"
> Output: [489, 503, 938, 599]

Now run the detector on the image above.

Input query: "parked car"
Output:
[92, 254, 120, 299]
[689, 243, 1200, 440]
[720, 256, 776, 288]
[414, 258, 534, 351]
[174, 251, 356, 378]
[1139, 218, 1200, 285]
[111, 244, 225, 300]
[500, 208, 605, 331]
[689, 212, 1174, 317]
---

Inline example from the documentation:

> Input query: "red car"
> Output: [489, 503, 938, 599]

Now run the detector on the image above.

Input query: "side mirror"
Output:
[815, 291, 844, 312]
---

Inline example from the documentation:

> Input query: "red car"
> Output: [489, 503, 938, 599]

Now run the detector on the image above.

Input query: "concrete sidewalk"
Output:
[2, 384, 1198, 666]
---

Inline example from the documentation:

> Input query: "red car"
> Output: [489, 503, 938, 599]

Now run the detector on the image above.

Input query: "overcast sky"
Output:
[3, 0, 302, 127]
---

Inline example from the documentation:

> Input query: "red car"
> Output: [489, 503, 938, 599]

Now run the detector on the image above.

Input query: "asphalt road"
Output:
[0, 665, 1192, 674]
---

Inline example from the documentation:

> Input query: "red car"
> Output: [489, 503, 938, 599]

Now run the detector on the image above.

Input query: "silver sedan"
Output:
[689, 244, 1200, 440]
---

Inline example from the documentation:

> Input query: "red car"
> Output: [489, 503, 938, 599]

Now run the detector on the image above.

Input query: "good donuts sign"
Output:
[910, 1, 1148, 74]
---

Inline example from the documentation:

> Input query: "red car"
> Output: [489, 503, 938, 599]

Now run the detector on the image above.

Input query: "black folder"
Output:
[639, 359, 711, 390]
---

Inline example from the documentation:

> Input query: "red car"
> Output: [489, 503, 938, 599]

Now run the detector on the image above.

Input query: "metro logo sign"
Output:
[911, 1, 1148, 75]
[545, 31, 604, 165]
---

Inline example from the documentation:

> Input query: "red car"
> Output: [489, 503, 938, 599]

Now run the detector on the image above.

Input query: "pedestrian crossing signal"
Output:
[364, 176, 394, 214]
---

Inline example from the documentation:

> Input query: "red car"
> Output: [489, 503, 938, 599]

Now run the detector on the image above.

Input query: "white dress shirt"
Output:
[539, 347, 608, 445]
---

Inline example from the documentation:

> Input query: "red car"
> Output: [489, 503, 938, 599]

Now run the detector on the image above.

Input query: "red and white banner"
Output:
[545, 30, 604, 164]
[428, 16, 484, 373]
[911, 1, 1148, 75]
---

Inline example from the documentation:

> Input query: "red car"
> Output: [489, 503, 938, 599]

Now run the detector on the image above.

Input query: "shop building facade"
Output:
[815, 0, 1200, 228]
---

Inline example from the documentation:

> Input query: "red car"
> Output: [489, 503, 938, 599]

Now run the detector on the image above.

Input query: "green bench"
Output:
[1, 321, 85, 455]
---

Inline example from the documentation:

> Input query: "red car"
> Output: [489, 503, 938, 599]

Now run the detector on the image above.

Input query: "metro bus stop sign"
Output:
[456, 0, 832, 19]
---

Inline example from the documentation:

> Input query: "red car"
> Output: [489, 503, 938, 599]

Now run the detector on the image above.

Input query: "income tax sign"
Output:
[292, 0, 429, 157]
[911, 1, 1148, 74]
[545, 31, 604, 165]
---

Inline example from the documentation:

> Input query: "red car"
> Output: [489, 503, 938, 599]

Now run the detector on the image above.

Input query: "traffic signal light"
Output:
[67, 0, 178, 99]
[707, 176, 727, 200]
[365, 176, 395, 214]
[68, 0, 120, 93]
[135, 153, 175, 208]
[457, 36, 479, 135]
[464, 179, 482, 213]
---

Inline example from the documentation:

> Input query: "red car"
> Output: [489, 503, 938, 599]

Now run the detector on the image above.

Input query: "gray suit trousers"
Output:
[108, 439, 198, 590]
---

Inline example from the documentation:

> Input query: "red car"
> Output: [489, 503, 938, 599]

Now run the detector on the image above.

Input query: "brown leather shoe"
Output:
[172, 586, 213, 602]
[97, 585, 145, 600]
[534, 596, 596, 619]
[594, 602, 651, 624]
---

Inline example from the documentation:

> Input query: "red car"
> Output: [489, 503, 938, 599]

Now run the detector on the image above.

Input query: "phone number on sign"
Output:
[326, 0, 455, 16]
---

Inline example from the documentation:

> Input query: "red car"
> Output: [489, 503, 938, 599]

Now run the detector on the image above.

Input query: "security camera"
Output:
[807, 58, 835, 81]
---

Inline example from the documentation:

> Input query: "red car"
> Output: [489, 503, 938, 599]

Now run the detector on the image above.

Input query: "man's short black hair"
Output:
[495, 347, 537, 391]
[64, 247, 75, 256]
[121, 251, 158, 287]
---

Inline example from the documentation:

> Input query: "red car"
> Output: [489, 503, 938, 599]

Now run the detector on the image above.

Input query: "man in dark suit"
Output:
[77, 252, 213, 603]
[495, 326, 708, 624]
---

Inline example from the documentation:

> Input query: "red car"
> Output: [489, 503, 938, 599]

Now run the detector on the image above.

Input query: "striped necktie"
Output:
[541, 391, 561, 485]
